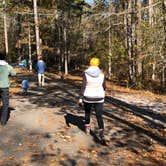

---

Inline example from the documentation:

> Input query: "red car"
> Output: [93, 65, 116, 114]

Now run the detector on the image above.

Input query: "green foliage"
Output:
[108, 52, 112, 57]
[0, 0, 165, 92]
[94, 0, 108, 5]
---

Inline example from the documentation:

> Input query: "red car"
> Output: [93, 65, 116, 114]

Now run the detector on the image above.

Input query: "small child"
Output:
[22, 79, 29, 95]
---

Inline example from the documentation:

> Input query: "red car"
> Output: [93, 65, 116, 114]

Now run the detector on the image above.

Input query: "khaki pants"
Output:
[38, 73, 45, 86]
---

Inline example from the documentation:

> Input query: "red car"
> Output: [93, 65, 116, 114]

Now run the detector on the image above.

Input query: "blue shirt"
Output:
[22, 80, 29, 89]
[37, 60, 46, 74]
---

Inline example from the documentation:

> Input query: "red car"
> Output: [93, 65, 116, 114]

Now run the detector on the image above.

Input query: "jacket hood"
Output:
[0, 60, 8, 66]
[85, 66, 101, 77]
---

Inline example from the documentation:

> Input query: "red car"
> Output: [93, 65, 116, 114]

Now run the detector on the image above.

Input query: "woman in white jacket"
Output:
[80, 57, 106, 140]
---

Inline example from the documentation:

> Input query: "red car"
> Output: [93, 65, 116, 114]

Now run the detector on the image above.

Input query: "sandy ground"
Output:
[0, 71, 166, 166]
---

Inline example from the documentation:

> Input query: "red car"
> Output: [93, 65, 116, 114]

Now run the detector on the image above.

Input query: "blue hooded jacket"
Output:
[22, 79, 29, 89]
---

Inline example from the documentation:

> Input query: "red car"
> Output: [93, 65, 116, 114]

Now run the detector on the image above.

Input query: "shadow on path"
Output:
[103, 107, 166, 146]
[13, 72, 166, 147]
[106, 96, 166, 124]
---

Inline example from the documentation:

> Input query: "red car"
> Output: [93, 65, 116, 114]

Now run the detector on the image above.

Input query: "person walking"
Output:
[36, 56, 46, 86]
[0, 52, 16, 125]
[79, 57, 106, 141]
[22, 79, 29, 95]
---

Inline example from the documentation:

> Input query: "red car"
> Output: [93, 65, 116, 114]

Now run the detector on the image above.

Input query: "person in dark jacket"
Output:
[36, 56, 46, 86]
[79, 57, 106, 140]
[0, 52, 16, 125]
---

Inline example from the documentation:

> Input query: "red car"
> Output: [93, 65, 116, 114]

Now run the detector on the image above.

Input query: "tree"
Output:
[33, 0, 41, 57]
[3, 0, 9, 58]
[1, 0, 165, 92]
[161, 0, 166, 87]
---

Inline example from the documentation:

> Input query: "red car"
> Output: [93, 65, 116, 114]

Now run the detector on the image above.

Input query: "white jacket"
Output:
[81, 66, 105, 103]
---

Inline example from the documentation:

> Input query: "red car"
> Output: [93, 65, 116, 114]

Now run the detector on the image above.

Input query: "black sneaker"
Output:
[98, 129, 107, 145]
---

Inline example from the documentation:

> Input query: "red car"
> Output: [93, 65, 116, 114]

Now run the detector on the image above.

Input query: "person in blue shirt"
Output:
[22, 79, 29, 95]
[36, 56, 46, 86]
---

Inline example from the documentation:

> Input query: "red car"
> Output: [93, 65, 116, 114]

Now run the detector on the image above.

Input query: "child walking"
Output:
[22, 79, 29, 95]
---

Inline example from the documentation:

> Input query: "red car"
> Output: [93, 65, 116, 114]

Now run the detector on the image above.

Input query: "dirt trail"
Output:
[0, 71, 166, 166]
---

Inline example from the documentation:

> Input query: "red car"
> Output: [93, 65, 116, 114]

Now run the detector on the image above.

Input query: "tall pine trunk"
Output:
[33, 0, 41, 57]
[137, 0, 143, 82]
[149, 0, 156, 81]
[64, 27, 68, 75]
[108, 2, 112, 80]
[125, 0, 137, 84]
[3, 0, 8, 58]
[161, 0, 166, 87]
[28, 22, 32, 71]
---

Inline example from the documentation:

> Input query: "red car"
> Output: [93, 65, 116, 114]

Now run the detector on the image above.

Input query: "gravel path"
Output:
[0, 72, 166, 166]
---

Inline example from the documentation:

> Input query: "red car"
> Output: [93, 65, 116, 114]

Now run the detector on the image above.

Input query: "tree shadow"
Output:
[13, 72, 81, 110]
[4, 72, 166, 165]
[103, 107, 166, 146]
[106, 96, 166, 125]
[13, 72, 166, 147]
[26, 79, 78, 108]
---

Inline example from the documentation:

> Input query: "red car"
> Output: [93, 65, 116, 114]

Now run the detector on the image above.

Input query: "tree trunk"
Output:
[162, 66, 165, 88]
[161, 0, 166, 87]
[152, 62, 156, 80]
[57, 27, 61, 72]
[28, 22, 32, 71]
[64, 27, 68, 75]
[3, 0, 8, 57]
[33, 0, 41, 57]
[149, 0, 154, 25]
[125, 0, 134, 83]
[132, 0, 137, 83]
[108, 2, 112, 80]
[125, 0, 138, 84]
[137, 0, 143, 80]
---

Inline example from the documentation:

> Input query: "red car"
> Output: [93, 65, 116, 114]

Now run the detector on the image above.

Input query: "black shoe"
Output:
[99, 130, 108, 145]
[98, 129, 103, 137]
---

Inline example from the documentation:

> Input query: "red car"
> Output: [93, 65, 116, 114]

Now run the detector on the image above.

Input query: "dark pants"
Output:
[84, 102, 104, 129]
[22, 88, 28, 95]
[0, 88, 10, 124]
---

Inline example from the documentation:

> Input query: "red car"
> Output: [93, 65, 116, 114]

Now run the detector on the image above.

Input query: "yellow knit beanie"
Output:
[90, 57, 100, 66]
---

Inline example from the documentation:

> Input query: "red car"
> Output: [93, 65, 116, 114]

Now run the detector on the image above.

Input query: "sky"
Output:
[85, 0, 94, 5]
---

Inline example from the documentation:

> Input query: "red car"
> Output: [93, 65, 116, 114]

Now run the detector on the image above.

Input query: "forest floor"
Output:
[0, 69, 166, 166]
